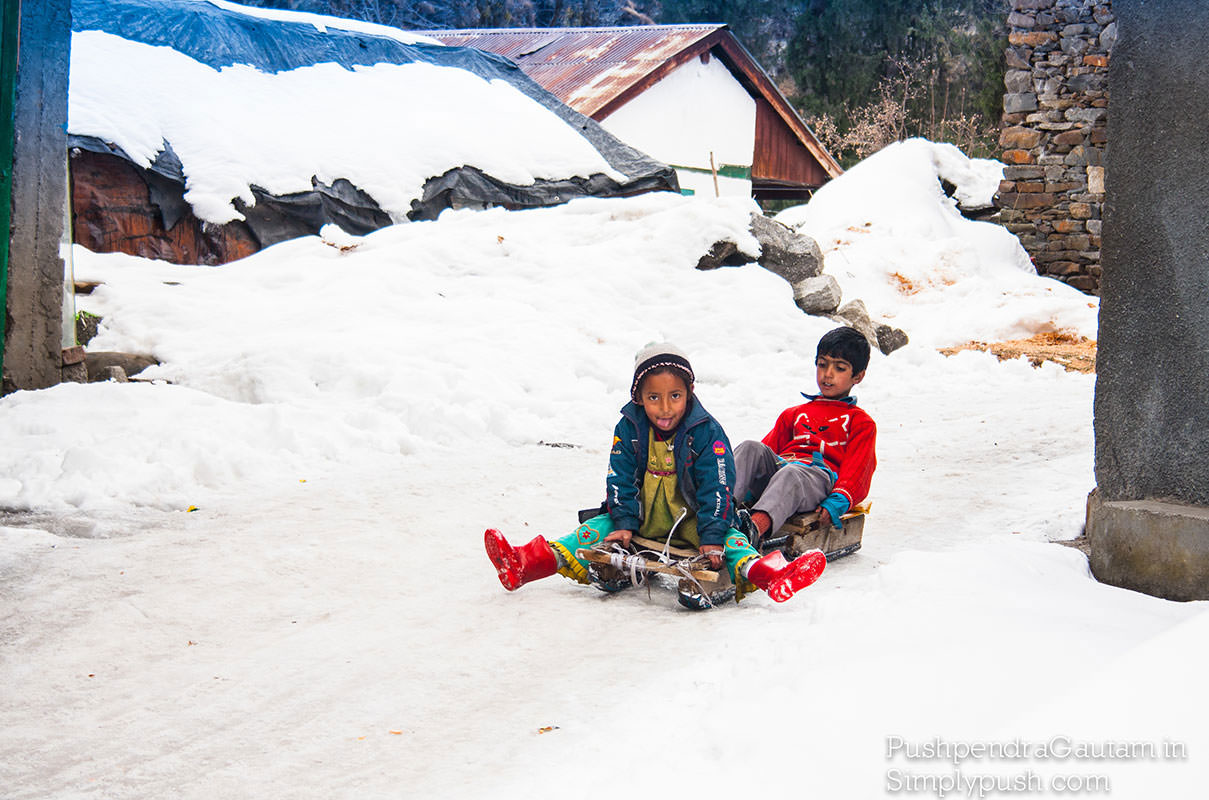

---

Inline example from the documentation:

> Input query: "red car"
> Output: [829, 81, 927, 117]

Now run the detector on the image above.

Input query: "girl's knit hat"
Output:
[631, 342, 694, 402]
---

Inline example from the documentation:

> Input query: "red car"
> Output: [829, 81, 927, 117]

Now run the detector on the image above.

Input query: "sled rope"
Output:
[586, 538, 719, 604]
[606, 547, 649, 587]
[661, 508, 688, 562]
[627, 542, 716, 607]
[671, 556, 716, 607]
[597, 546, 715, 609]
[663, 509, 720, 605]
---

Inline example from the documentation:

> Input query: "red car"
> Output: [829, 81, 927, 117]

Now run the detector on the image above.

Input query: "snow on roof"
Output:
[205, 0, 441, 46]
[68, 0, 672, 226]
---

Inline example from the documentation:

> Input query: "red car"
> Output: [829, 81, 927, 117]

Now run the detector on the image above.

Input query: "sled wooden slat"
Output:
[771, 501, 871, 561]
[576, 547, 719, 582]
[628, 535, 701, 559]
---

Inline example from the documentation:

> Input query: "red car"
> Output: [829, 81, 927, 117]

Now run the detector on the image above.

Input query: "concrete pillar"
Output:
[1087, 0, 1209, 601]
[2, 0, 70, 394]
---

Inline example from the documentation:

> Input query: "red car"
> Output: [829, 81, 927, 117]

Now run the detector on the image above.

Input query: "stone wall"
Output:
[996, 0, 1115, 294]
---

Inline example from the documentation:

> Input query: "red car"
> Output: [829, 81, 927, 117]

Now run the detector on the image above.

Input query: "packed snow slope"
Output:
[777, 138, 1098, 346]
[2, 146, 1205, 798]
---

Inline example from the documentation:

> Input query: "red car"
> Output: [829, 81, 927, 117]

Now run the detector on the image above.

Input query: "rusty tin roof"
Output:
[429, 25, 724, 118]
[429, 25, 843, 182]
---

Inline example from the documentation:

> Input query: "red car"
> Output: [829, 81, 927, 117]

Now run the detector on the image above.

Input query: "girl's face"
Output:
[639, 371, 689, 432]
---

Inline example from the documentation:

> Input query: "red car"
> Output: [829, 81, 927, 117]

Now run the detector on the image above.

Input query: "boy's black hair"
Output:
[817, 326, 871, 374]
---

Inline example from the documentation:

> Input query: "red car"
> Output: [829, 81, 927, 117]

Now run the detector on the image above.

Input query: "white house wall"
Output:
[599, 54, 756, 198]
[674, 171, 751, 198]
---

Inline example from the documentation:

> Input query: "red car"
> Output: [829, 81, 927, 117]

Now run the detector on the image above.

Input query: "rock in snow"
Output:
[792, 274, 842, 315]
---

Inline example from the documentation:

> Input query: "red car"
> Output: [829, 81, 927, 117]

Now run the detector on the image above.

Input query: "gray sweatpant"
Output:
[734, 440, 834, 536]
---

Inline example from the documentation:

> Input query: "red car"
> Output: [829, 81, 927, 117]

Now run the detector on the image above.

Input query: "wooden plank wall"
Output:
[751, 98, 828, 188]
[71, 151, 259, 266]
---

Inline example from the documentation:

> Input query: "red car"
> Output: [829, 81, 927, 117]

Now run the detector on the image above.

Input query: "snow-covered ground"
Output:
[777, 138, 1098, 346]
[3, 141, 1206, 798]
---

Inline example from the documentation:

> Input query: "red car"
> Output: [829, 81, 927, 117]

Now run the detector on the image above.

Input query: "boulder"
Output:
[750, 213, 824, 283]
[875, 323, 910, 355]
[694, 218, 907, 357]
[695, 239, 752, 270]
[792, 275, 842, 314]
[98, 365, 129, 382]
[830, 301, 909, 356]
[695, 213, 823, 280]
[85, 351, 158, 382]
[829, 300, 880, 352]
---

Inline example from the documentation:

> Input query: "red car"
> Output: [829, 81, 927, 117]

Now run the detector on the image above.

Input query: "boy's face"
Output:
[639, 371, 689, 432]
[815, 354, 864, 399]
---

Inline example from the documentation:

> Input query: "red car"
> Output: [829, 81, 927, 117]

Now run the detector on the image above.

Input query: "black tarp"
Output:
[70, 0, 678, 245]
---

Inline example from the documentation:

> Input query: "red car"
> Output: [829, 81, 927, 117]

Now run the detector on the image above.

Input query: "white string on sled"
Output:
[637, 545, 720, 607]
[592, 522, 723, 605]
[662, 508, 688, 563]
[672, 554, 717, 607]
[607, 548, 650, 587]
[664, 509, 723, 606]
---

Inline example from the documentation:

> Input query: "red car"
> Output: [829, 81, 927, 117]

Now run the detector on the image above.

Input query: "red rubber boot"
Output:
[484, 529, 558, 591]
[745, 549, 826, 602]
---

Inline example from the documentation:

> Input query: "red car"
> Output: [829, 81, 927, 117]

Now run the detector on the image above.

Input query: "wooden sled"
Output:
[573, 503, 869, 608]
[760, 501, 870, 561]
[576, 536, 722, 584]
[576, 535, 735, 608]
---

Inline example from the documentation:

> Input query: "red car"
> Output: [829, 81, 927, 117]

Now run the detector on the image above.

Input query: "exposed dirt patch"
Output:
[1055, 534, 1090, 555]
[939, 331, 1097, 373]
[891, 272, 920, 295]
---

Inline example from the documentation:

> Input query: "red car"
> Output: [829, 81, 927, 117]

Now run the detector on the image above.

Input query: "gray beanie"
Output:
[631, 342, 694, 402]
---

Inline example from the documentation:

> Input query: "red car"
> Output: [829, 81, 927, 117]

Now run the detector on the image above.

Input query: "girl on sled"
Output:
[484, 343, 826, 605]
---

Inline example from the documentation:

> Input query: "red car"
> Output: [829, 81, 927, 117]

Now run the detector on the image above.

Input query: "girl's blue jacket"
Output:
[605, 397, 738, 547]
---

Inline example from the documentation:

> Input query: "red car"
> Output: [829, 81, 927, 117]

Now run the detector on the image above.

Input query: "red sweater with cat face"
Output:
[761, 394, 877, 510]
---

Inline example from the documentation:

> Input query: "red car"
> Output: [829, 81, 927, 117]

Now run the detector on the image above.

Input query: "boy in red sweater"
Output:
[735, 326, 877, 542]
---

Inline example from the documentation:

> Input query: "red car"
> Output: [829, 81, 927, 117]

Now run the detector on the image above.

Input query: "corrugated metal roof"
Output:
[429, 25, 722, 118]
[429, 24, 843, 184]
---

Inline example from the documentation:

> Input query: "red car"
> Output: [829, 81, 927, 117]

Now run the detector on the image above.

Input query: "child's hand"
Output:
[604, 529, 634, 548]
[700, 544, 723, 569]
[817, 507, 832, 529]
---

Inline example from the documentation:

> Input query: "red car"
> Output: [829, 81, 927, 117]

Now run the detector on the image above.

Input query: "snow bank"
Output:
[3, 195, 766, 513]
[68, 30, 622, 224]
[777, 138, 1098, 347]
[3, 136, 1103, 521]
[3, 167, 1103, 517]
